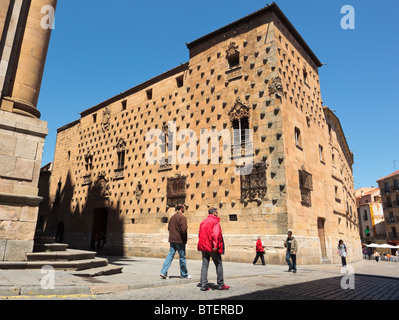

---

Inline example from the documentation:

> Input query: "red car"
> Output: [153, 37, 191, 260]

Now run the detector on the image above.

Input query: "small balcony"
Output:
[82, 174, 92, 186]
[386, 217, 396, 224]
[114, 167, 125, 180]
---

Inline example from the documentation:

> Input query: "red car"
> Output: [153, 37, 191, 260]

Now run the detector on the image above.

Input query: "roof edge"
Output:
[323, 106, 353, 165]
[377, 170, 399, 182]
[186, 2, 322, 67]
[80, 62, 189, 118]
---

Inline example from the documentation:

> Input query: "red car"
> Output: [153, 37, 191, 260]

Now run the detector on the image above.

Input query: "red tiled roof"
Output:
[363, 188, 380, 196]
[377, 170, 399, 182]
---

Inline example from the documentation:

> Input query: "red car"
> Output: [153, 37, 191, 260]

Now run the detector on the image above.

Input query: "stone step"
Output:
[71, 264, 123, 277]
[34, 236, 55, 244]
[33, 243, 69, 252]
[0, 257, 108, 271]
[321, 257, 332, 264]
[26, 249, 96, 262]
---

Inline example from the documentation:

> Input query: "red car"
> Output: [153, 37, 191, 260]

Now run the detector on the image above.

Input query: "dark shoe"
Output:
[293, 269, 297, 273]
[200, 287, 210, 291]
[287, 268, 292, 272]
[218, 284, 230, 290]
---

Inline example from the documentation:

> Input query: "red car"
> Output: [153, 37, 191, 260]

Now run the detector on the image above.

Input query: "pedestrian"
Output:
[367, 248, 372, 260]
[99, 232, 106, 253]
[94, 233, 100, 251]
[374, 250, 380, 262]
[338, 240, 347, 267]
[284, 231, 298, 273]
[253, 236, 266, 265]
[362, 248, 367, 259]
[160, 204, 191, 279]
[197, 207, 230, 291]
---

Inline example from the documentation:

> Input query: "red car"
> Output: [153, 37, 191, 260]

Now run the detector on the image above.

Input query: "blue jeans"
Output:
[160, 243, 188, 278]
[286, 251, 297, 271]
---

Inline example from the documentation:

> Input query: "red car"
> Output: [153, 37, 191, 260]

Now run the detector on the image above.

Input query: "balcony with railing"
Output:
[382, 200, 399, 209]
[386, 217, 395, 224]
[381, 184, 399, 195]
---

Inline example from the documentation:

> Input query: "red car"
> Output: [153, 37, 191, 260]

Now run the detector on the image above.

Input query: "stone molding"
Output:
[0, 110, 48, 138]
[0, 192, 43, 207]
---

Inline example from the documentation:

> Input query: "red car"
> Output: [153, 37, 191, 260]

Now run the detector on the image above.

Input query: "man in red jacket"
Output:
[197, 207, 230, 291]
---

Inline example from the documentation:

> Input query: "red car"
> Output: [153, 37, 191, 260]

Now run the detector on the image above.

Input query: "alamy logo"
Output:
[145, 121, 254, 175]
[340, 265, 355, 290]
[40, 265, 55, 290]
[341, 5, 355, 30]
[41, 5, 55, 30]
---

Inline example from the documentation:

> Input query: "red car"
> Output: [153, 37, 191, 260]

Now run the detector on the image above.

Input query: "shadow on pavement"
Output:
[221, 275, 399, 300]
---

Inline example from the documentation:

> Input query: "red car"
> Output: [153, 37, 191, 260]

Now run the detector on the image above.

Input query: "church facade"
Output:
[40, 3, 362, 264]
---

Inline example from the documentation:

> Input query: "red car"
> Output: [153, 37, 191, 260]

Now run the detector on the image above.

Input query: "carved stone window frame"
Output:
[225, 42, 242, 81]
[84, 150, 93, 171]
[229, 97, 252, 159]
[166, 175, 187, 209]
[114, 138, 126, 180]
[116, 138, 126, 169]
[299, 167, 313, 207]
[240, 162, 267, 204]
[158, 123, 172, 172]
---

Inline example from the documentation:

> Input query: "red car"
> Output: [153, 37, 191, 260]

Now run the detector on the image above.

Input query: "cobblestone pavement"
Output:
[93, 270, 399, 301]
[0, 257, 398, 301]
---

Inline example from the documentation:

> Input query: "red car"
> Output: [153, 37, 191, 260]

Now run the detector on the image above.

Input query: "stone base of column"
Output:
[0, 109, 47, 261]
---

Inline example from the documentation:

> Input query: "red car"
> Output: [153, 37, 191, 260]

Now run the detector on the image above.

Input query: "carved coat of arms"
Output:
[101, 107, 111, 132]
[93, 172, 111, 198]
[268, 76, 283, 97]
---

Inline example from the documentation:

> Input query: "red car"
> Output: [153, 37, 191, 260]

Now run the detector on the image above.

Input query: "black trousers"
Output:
[253, 252, 265, 265]
[341, 256, 347, 266]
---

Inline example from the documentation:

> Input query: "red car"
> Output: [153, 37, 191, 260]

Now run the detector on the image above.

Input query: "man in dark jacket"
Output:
[284, 231, 298, 273]
[160, 204, 191, 279]
[197, 207, 229, 291]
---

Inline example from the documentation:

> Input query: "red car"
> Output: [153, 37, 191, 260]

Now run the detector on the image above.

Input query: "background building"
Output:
[40, 3, 362, 265]
[356, 187, 385, 244]
[0, 0, 56, 261]
[377, 170, 399, 245]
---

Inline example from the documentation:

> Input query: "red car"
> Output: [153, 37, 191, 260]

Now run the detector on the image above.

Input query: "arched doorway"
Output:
[90, 208, 108, 252]
[55, 222, 64, 243]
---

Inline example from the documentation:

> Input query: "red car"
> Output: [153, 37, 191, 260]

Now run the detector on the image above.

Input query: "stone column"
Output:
[1, 0, 57, 119]
[0, 0, 56, 261]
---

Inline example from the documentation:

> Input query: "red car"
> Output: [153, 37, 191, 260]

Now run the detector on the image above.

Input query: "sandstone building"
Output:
[377, 170, 399, 245]
[0, 0, 57, 260]
[40, 3, 362, 264]
[355, 187, 385, 244]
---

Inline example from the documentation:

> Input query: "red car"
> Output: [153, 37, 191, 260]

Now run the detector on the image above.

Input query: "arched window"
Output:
[232, 117, 249, 148]
[115, 138, 126, 180]
[116, 139, 126, 169]
[228, 97, 250, 152]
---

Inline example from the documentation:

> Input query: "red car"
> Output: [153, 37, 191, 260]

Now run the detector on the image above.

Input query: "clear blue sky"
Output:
[38, 0, 399, 189]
